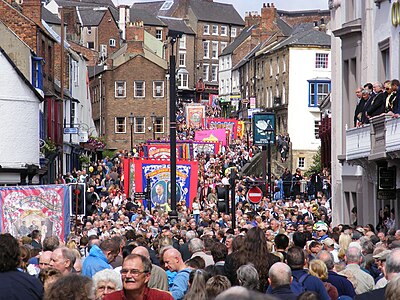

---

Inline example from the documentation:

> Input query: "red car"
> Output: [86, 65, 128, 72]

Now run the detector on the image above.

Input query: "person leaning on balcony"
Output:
[354, 87, 365, 127]
[366, 82, 387, 119]
[383, 82, 397, 115]
[361, 82, 374, 124]
[391, 79, 400, 116]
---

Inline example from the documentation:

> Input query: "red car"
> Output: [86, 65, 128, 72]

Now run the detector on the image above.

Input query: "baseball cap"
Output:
[352, 231, 363, 240]
[316, 223, 328, 232]
[373, 249, 391, 261]
[322, 238, 335, 247]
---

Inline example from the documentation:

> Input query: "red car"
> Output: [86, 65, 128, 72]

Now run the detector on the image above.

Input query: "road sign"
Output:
[247, 186, 263, 204]
[134, 192, 147, 199]
[64, 127, 79, 134]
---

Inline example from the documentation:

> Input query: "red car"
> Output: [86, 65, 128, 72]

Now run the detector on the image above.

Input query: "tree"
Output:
[305, 147, 322, 177]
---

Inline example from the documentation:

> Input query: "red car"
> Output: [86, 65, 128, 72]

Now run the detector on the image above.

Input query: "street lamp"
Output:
[245, 121, 251, 150]
[151, 112, 156, 140]
[128, 112, 134, 152]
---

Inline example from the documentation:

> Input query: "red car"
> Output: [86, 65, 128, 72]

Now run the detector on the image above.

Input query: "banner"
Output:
[0, 185, 70, 241]
[206, 118, 238, 139]
[195, 129, 227, 146]
[237, 121, 245, 139]
[192, 142, 220, 157]
[185, 105, 205, 128]
[126, 159, 198, 208]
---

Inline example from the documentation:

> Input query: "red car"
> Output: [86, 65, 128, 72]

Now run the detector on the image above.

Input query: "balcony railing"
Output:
[346, 115, 400, 161]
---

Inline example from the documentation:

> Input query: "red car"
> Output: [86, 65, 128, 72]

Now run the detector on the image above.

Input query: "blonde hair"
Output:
[338, 233, 352, 260]
[309, 259, 328, 281]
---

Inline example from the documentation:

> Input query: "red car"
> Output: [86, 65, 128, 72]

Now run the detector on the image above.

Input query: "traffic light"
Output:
[70, 183, 86, 216]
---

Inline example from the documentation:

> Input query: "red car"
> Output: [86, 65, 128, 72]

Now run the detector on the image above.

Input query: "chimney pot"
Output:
[267, 3, 270, 7]
[263, 3, 266, 8]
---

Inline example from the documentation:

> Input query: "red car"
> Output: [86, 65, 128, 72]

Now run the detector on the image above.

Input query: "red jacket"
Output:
[103, 288, 173, 300]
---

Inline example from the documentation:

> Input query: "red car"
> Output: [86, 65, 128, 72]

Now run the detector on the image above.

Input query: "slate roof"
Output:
[88, 65, 106, 78]
[42, 6, 61, 25]
[220, 25, 255, 56]
[129, 8, 166, 27]
[277, 18, 292, 36]
[132, 0, 244, 26]
[188, 0, 244, 26]
[158, 17, 195, 35]
[54, 0, 115, 8]
[78, 8, 107, 26]
[232, 42, 262, 71]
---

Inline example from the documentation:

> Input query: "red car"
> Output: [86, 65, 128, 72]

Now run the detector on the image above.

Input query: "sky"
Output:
[118, 0, 329, 17]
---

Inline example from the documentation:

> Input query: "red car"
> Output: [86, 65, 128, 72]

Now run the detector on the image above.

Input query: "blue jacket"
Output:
[82, 245, 112, 278]
[170, 268, 191, 300]
[327, 270, 356, 297]
[291, 269, 331, 300]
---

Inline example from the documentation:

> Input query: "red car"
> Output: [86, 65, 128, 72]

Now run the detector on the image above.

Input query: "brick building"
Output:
[90, 22, 168, 150]
[132, 0, 244, 102]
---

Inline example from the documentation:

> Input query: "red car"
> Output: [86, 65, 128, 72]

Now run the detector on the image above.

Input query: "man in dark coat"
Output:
[267, 262, 297, 300]
[366, 82, 386, 118]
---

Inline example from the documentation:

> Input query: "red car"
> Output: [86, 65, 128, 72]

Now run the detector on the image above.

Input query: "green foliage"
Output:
[305, 147, 322, 177]
[102, 149, 116, 159]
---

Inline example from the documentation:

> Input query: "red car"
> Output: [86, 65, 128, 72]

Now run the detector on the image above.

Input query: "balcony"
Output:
[346, 115, 400, 162]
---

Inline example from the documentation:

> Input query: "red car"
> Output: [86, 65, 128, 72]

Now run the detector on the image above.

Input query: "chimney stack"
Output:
[118, 5, 130, 40]
[126, 21, 145, 54]
[245, 10, 261, 27]
[261, 3, 277, 31]
[22, 0, 42, 26]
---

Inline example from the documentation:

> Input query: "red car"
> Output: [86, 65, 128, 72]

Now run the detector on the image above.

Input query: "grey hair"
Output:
[346, 247, 362, 264]
[186, 230, 197, 242]
[59, 247, 76, 269]
[189, 238, 205, 254]
[92, 269, 123, 290]
[237, 264, 259, 290]
[317, 250, 335, 271]
[385, 249, 400, 275]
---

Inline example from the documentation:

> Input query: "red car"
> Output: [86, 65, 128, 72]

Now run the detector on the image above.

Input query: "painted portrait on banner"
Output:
[192, 142, 220, 157]
[0, 185, 70, 241]
[185, 105, 205, 128]
[127, 159, 198, 208]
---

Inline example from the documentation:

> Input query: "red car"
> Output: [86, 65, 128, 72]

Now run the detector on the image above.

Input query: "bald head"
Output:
[39, 251, 53, 270]
[163, 248, 185, 272]
[268, 262, 292, 288]
[131, 246, 150, 260]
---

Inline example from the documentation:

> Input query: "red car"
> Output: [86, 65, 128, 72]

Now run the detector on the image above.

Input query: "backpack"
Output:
[290, 272, 310, 295]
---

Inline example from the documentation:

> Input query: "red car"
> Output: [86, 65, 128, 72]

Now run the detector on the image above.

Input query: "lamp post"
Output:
[245, 121, 251, 150]
[151, 112, 156, 140]
[168, 29, 183, 222]
[128, 112, 134, 153]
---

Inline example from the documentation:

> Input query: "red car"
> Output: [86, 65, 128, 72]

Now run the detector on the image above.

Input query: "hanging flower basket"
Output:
[87, 136, 106, 149]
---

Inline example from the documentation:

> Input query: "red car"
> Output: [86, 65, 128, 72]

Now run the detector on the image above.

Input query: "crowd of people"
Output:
[354, 79, 400, 127]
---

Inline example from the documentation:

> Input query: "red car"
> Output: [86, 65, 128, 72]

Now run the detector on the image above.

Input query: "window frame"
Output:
[178, 72, 189, 89]
[203, 41, 210, 58]
[203, 24, 210, 35]
[315, 53, 329, 69]
[109, 38, 116, 47]
[179, 52, 186, 67]
[308, 80, 331, 107]
[231, 27, 237, 37]
[212, 41, 219, 59]
[221, 25, 227, 36]
[203, 64, 209, 81]
[115, 81, 126, 98]
[153, 81, 164, 98]
[211, 65, 218, 82]
[179, 34, 186, 49]
[134, 81, 145, 98]
[298, 157, 305, 168]
[32, 57, 43, 90]
[212, 25, 218, 36]
[154, 117, 165, 133]
[134, 117, 145, 133]
[155, 29, 163, 41]
[115, 117, 126, 134]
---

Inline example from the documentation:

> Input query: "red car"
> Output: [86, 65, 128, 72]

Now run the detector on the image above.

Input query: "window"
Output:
[203, 64, 209, 81]
[115, 81, 126, 98]
[211, 65, 218, 82]
[221, 59, 225, 70]
[269, 59, 273, 76]
[226, 57, 230, 69]
[298, 157, 305, 168]
[32, 57, 43, 89]
[203, 41, 210, 58]
[153, 81, 164, 97]
[221, 26, 227, 36]
[71, 102, 76, 126]
[203, 25, 210, 35]
[282, 84, 286, 104]
[178, 72, 188, 88]
[231, 27, 237, 37]
[179, 52, 186, 67]
[87, 26, 92, 35]
[160, 1, 173, 10]
[212, 25, 218, 35]
[221, 80, 224, 94]
[276, 56, 280, 74]
[314, 120, 321, 139]
[212, 41, 218, 59]
[115, 117, 126, 133]
[179, 34, 186, 49]
[283, 54, 286, 73]
[134, 81, 145, 98]
[155, 117, 164, 133]
[308, 80, 331, 107]
[156, 29, 163, 40]
[109, 39, 116, 47]
[100, 44, 107, 58]
[315, 53, 329, 68]
[72, 60, 79, 86]
[221, 42, 227, 51]
[134, 117, 145, 133]
[87, 42, 94, 49]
